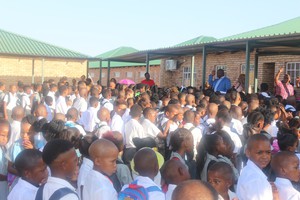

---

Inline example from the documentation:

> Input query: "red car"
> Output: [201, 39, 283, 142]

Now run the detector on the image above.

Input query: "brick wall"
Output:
[0, 55, 87, 85]
[88, 65, 161, 86]
[160, 52, 300, 91]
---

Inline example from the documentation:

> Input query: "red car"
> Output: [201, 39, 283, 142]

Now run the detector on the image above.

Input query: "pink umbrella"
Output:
[118, 79, 135, 85]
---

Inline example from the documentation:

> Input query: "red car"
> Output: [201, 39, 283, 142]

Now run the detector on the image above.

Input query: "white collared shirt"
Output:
[72, 97, 87, 114]
[101, 99, 113, 112]
[42, 176, 78, 200]
[165, 184, 177, 200]
[231, 118, 243, 136]
[199, 118, 215, 135]
[222, 126, 242, 154]
[7, 120, 21, 149]
[237, 160, 273, 200]
[94, 121, 111, 138]
[21, 94, 31, 111]
[142, 119, 161, 139]
[183, 122, 202, 158]
[77, 157, 93, 199]
[55, 96, 69, 115]
[79, 107, 100, 132]
[111, 114, 124, 135]
[124, 118, 145, 148]
[65, 121, 86, 136]
[82, 169, 117, 200]
[8, 178, 38, 200]
[121, 176, 165, 200]
[4, 92, 18, 110]
[218, 190, 237, 200]
[275, 177, 300, 200]
[47, 91, 56, 109]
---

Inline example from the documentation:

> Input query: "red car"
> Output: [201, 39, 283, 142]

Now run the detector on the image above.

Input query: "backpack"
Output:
[35, 184, 79, 200]
[118, 180, 162, 200]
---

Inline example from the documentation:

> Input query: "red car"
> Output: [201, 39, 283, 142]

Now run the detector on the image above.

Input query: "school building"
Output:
[88, 47, 161, 86]
[103, 16, 300, 94]
[0, 29, 90, 86]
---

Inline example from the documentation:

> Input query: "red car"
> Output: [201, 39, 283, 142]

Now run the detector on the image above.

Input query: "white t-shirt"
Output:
[8, 178, 38, 200]
[55, 96, 69, 115]
[79, 107, 100, 132]
[142, 119, 161, 139]
[111, 114, 124, 134]
[77, 157, 93, 199]
[124, 118, 145, 148]
[42, 177, 78, 200]
[275, 177, 300, 200]
[72, 97, 87, 114]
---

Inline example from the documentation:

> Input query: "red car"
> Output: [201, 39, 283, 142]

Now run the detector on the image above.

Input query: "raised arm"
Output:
[274, 67, 284, 85]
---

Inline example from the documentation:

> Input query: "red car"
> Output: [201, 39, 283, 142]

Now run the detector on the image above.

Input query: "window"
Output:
[182, 67, 196, 86]
[101, 73, 106, 78]
[286, 62, 300, 85]
[140, 71, 145, 78]
[127, 72, 133, 78]
[215, 65, 227, 75]
[114, 72, 120, 78]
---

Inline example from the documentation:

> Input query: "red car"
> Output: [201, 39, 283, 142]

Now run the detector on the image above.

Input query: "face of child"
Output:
[62, 148, 78, 179]
[284, 156, 300, 182]
[246, 140, 271, 169]
[216, 137, 227, 155]
[21, 123, 34, 142]
[0, 125, 9, 146]
[98, 149, 118, 176]
[194, 114, 201, 126]
[147, 111, 157, 124]
[27, 158, 48, 185]
[208, 170, 231, 196]
[166, 109, 178, 120]
[116, 104, 127, 116]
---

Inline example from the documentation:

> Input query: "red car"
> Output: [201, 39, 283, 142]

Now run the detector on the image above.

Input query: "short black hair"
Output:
[130, 104, 143, 118]
[15, 149, 43, 176]
[42, 139, 74, 165]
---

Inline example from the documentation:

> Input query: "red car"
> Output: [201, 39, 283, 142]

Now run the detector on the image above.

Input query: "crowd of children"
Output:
[0, 75, 299, 200]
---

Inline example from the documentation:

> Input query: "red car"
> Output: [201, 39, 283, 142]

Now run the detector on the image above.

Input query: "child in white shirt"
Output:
[0, 120, 10, 200]
[271, 151, 300, 200]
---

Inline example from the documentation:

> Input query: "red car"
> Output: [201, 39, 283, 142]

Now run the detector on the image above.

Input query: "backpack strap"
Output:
[146, 186, 162, 193]
[35, 184, 45, 200]
[49, 187, 78, 200]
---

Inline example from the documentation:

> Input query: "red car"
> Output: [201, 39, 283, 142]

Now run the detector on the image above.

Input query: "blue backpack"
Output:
[118, 180, 162, 200]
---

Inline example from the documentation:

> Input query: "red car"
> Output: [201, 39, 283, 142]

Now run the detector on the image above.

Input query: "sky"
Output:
[0, 0, 299, 56]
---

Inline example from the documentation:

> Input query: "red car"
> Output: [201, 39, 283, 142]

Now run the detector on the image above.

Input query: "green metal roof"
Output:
[0, 29, 90, 59]
[218, 16, 300, 42]
[95, 46, 138, 59]
[90, 46, 160, 68]
[174, 35, 217, 47]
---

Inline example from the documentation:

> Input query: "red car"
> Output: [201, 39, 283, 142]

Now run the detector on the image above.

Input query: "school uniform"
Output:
[44, 102, 53, 122]
[8, 139, 24, 162]
[8, 178, 38, 200]
[42, 176, 78, 200]
[237, 160, 273, 200]
[222, 126, 242, 154]
[21, 94, 31, 115]
[47, 91, 56, 110]
[183, 123, 202, 158]
[6, 120, 21, 149]
[55, 96, 69, 115]
[201, 153, 219, 182]
[77, 157, 93, 200]
[142, 118, 161, 139]
[79, 107, 100, 132]
[231, 118, 243, 136]
[121, 176, 165, 200]
[0, 147, 8, 200]
[124, 118, 145, 148]
[199, 118, 215, 135]
[274, 177, 300, 200]
[165, 184, 177, 200]
[111, 113, 124, 135]
[166, 121, 178, 147]
[65, 121, 86, 136]
[94, 121, 111, 138]
[72, 97, 87, 115]
[82, 169, 117, 200]
[170, 151, 188, 169]
[218, 190, 237, 200]
[122, 108, 131, 124]
[101, 98, 113, 112]
[4, 92, 18, 122]
[267, 120, 278, 138]
[116, 157, 133, 185]
[185, 105, 196, 111]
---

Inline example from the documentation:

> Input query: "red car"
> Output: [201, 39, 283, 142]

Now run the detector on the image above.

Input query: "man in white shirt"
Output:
[79, 97, 100, 133]
[8, 149, 48, 200]
[72, 87, 88, 117]
[111, 99, 127, 135]
[65, 108, 86, 136]
[3, 85, 19, 121]
[39, 139, 79, 200]
[100, 88, 113, 112]
[55, 85, 69, 115]
[237, 134, 273, 200]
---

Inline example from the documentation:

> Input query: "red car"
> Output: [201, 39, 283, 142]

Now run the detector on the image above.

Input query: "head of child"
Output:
[23, 85, 31, 95]
[0, 82, 5, 91]
[229, 105, 243, 121]
[66, 107, 79, 122]
[114, 99, 127, 116]
[59, 85, 68, 97]
[78, 134, 98, 159]
[34, 104, 48, 119]
[165, 104, 179, 120]
[21, 115, 37, 147]
[102, 131, 124, 153]
[143, 107, 157, 124]
[215, 110, 231, 129]
[15, 149, 48, 186]
[271, 151, 300, 183]
[9, 85, 17, 94]
[129, 104, 143, 120]
[127, 98, 134, 108]
[186, 94, 195, 106]
[89, 139, 119, 176]
[60, 127, 82, 149]
[277, 132, 298, 152]
[170, 128, 194, 155]
[207, 162, 234, 199]
[11, 106, 25, 122]
[183, 110, 195, 124]
[161, 159, 190, 185]
[172, 180, 218, 200]
[207, 103, 218, 119]
[246, 134, 271, 169]
[175, 107, 184, 123]
[0, 119, 10, 147]
[134, 148, 158, 180]
[216, 130, 234, 158]
[44, 96, 53, 107]
[97, 107, 111, 123]
[43, 139, 78, 180]
[89, 96, 99, 108]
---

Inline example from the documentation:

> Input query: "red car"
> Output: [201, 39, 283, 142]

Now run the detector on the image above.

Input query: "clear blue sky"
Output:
[0, 0, 299, 56]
